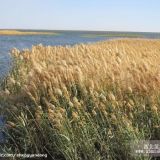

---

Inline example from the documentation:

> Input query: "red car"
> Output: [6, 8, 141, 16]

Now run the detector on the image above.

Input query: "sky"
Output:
[0, 0, 160, 32]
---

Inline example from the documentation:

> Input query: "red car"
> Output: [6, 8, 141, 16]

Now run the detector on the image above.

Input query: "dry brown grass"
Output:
[10, 39, 160, 95]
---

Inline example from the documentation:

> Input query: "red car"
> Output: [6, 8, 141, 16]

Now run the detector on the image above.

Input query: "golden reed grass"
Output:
[1, 39, 160, 159]
[10, 39, 160, 95]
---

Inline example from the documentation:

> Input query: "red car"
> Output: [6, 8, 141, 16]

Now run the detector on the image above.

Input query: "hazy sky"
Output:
[0, 0, 160, 32]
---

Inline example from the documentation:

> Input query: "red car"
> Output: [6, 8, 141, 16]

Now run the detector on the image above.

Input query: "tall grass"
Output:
[0, 39, 160, 159]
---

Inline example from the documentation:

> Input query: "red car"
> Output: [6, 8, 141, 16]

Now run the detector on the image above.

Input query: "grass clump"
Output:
[0, 39, 160, 159]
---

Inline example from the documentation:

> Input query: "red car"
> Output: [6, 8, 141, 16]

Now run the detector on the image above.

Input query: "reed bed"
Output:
[0, 39, 160, 160]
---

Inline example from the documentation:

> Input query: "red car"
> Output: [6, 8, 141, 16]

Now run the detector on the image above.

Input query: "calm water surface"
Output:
[0, 30, 160, 79]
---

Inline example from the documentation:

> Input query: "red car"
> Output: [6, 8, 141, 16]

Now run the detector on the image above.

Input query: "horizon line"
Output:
[0, 28, 160, 34]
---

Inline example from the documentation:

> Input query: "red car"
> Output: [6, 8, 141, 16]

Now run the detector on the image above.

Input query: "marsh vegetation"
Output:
[0, 39, 160, 160]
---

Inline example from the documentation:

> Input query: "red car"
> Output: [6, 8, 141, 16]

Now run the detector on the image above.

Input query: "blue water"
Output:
[0, 30, 160, 79]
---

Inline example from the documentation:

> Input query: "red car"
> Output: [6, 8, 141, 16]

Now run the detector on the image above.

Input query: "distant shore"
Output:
[81, 33, 144, 38]
[0, 30, 58, 35]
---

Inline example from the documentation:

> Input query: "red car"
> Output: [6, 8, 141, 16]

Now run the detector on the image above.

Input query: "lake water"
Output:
[0, 30, 160, 80]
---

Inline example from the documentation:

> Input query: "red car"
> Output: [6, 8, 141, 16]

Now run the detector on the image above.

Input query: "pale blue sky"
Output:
[0, 0, 160, 32]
